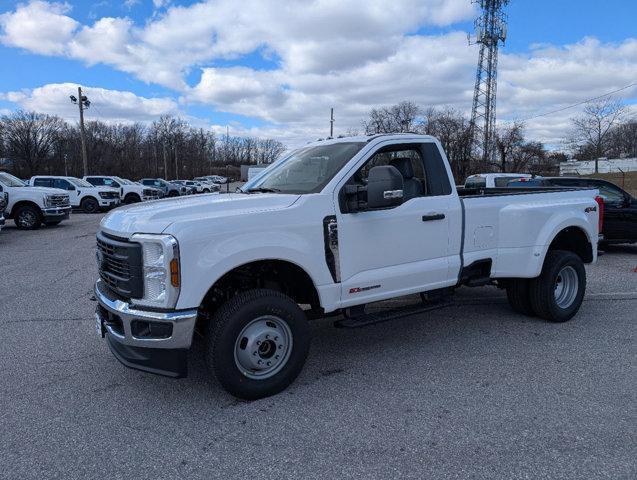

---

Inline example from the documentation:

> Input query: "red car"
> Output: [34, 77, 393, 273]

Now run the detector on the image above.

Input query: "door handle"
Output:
[422, 213, 445, 222]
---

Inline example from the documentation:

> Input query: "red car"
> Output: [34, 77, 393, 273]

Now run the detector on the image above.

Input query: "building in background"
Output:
[560, 157, 637, 176]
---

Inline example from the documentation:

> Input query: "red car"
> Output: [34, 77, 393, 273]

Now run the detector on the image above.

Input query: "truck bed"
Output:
[456, 186, 596, 197]
[456, 186, 600, 281]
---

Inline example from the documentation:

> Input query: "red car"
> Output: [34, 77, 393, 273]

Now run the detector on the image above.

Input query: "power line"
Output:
[518, 81, 637, 122]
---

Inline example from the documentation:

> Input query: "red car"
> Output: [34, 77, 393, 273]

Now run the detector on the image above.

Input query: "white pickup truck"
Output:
[0, 171, 71, 229]
[84, 176, 161, 203]
[94, 134, 601, 399]
[30, 176, 120, 213]
[0, 191, 7, 232]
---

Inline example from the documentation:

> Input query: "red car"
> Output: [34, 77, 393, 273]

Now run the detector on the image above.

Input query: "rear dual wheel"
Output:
[506, 250, 586, 322]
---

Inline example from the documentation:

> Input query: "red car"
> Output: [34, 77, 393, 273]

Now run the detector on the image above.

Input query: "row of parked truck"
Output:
[0, 172, 227, 230]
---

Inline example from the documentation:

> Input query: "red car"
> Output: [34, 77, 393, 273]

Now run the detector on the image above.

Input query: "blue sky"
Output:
[0, 0, 635, 145]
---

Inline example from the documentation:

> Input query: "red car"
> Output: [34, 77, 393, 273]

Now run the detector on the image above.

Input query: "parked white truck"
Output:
[84, 176, 161, 203]
[0, 171, 71, 229]
[0, 191, 7, 232]
[30, 176, 120, 213]
[94, 134, 601, 399]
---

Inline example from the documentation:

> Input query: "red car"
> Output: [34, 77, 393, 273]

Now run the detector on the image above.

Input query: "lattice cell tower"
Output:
[469, 0, 509, 164]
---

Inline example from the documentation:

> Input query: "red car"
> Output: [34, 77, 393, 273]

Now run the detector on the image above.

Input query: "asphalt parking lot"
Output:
[1, 213, 635, 479]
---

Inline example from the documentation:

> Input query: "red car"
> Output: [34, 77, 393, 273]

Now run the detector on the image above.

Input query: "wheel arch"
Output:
[9, 200, 42, 218]
[546, 226, 593, 263]
[199, 258, 321, 316]
[124, 192, 141, 202]
[81, 195, 99, 204]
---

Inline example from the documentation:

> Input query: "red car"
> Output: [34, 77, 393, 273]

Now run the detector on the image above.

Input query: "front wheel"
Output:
[81, 197, 99, 213]
[529, 250, 586, 322]
[124, 193, 141, 204]
[206, 289, 310, 400]
[14, 205, 42, 229]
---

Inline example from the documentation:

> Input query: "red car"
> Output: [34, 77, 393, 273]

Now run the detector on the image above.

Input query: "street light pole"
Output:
[70, 87, 90, 176]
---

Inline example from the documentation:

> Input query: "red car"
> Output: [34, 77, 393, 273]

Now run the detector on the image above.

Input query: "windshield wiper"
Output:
[244, 187, 281, 194]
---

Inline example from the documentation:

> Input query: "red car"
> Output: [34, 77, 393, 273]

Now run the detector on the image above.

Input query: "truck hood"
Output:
[88, 186, 119, 193]
[100, 193, 300, 237]
[12, 186, 68, 195]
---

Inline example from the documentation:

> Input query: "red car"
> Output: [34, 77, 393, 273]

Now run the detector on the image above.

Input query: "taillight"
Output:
[595, 196, 604, 233]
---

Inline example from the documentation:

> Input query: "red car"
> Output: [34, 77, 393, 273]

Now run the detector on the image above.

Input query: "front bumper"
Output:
[42, 206, 71, 220]
[99, 198, 120, 209]
[94, 280, 198, 377]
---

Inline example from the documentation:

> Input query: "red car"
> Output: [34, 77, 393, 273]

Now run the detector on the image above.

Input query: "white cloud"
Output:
[3, 83, 180, 124]
[0, 1, 78, 55]
[0, 1, 635, 148]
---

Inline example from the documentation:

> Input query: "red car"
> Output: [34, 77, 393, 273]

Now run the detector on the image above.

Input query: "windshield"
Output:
[242, 142, 365, 194]
[0, 172, 26, 187]
[114, 176, 132, 185]
[69, 178, 94, 188]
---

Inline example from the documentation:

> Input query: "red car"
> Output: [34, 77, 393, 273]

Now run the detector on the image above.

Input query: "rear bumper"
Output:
[94, 280, 198, 377]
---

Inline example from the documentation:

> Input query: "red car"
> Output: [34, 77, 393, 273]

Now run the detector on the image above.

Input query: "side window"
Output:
[596, 183, 625, 204]
[494, 177, 514, 187]
[353, 146, 427, 201]
[422, 143, 452, 196]
[52, 179, 72, 190]
[87, 177, 103, 186]
[34, 178, 52, 187]
[551, 179, 581, 188]
[103, 178, 119, 187]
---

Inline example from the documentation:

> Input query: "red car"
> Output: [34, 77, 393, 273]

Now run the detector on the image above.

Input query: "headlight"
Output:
[99, 192, 113, 199]
[44, 195, 53, 207]
[130, 233, 181, 309]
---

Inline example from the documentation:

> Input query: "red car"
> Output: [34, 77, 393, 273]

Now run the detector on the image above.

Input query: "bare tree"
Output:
[1, 110, 65, 176]
[569, 97, 627, 170]
[495, 122, 525, 172]
[363, 101, 423, 134]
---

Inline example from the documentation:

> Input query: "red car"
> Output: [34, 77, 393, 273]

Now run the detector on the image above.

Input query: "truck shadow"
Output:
[599, 243, 637, 255]
[182, 290, 560, 403]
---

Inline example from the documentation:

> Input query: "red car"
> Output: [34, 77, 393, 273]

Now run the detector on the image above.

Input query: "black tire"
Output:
[14, 205, 42, 230]
[168, 191, 179, 197]
[81, 197, 99, 213]
[206, 289, 310, 400]
[44, 220, 62, 227]
[203, 189, 210, 193]
[505, 279, 535, 316]
[529, 250, 586, 322]
[124, 193, 141, 204]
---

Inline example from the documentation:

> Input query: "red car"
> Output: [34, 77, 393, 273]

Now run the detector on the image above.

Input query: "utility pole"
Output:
[70, 87, 90, 176]
[330, 108, 334, 138]
[469, 0, 509, 166]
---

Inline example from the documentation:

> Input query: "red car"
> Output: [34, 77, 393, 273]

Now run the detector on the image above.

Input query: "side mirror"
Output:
[367, 165, 404, 209]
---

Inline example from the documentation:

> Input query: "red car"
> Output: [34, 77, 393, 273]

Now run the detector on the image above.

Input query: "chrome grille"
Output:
[96, 232, 143, 299]
[100, 191, 120, 199]
[49, 194, 70, 207]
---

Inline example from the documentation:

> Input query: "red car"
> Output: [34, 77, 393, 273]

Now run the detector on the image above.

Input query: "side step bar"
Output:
[334, 298, 453, 329]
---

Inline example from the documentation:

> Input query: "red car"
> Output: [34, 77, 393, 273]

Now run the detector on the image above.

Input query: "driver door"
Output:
[335, 141, 458, 307]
